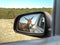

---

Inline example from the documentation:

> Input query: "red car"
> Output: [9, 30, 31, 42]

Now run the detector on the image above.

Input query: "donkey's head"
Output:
[24, 16, 34, 28]
[24, 17, 34, 24]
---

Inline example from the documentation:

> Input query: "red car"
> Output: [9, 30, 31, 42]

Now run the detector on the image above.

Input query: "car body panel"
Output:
[0, 36, 60, 45]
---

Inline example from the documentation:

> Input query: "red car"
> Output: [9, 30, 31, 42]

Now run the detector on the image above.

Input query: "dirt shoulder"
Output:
[0, 19, 39, 43]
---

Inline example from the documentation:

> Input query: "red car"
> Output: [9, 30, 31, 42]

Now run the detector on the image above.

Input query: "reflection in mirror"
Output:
[40, 17, 45, 29]
[17, 14, 45, 33]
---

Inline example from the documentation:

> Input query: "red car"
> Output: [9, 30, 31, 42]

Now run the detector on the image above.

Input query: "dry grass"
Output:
[0, 19, 39, 43]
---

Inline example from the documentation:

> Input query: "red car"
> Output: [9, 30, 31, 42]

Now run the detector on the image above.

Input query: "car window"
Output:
[0, 0, 54, 43]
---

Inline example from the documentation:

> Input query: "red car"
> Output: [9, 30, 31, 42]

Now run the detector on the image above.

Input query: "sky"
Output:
[0, 0, 54, 8]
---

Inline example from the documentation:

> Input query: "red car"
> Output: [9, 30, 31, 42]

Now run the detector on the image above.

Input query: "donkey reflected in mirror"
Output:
[18, 16, 35, 32]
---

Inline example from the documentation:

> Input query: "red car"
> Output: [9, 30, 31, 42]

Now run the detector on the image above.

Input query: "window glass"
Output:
[0, 0, 54, 43]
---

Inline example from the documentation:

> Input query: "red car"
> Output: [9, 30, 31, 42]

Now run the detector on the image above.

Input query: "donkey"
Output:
[18, 16, 34, 32]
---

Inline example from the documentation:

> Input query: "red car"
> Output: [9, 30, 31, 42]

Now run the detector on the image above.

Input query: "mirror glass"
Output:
[17, 14, 45, 33]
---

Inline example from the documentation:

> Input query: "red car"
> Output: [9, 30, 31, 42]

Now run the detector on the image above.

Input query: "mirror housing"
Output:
[14, 11, 52, 38]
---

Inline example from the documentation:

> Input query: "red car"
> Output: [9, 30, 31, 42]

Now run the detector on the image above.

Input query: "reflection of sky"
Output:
[19, 14, 40, 24]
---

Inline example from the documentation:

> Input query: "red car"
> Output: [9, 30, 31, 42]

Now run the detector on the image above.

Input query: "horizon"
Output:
[0, 0, 54, 8]
[0, 7, 53, 9]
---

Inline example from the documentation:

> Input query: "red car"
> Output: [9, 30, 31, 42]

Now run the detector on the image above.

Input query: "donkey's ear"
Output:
[24, 17, 28, 20]
[31, 16, 34, 20]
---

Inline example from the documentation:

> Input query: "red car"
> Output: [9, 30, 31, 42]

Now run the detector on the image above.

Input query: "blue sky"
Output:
[0, 0, 54, 8]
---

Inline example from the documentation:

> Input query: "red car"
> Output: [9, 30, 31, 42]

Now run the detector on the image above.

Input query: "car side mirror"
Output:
[14, 11, 52, 38]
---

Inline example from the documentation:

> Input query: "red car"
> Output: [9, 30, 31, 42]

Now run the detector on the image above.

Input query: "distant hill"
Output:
[0, 8, 52, 19]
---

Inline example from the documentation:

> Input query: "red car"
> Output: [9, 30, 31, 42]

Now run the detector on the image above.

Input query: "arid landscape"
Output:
[0, 19, 39, 43]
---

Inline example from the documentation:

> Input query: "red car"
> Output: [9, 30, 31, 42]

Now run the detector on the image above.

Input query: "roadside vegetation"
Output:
[0, 8, 52, 19]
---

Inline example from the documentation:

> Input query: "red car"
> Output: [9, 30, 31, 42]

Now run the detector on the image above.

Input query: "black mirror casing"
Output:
[14, 11, 52, 38]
